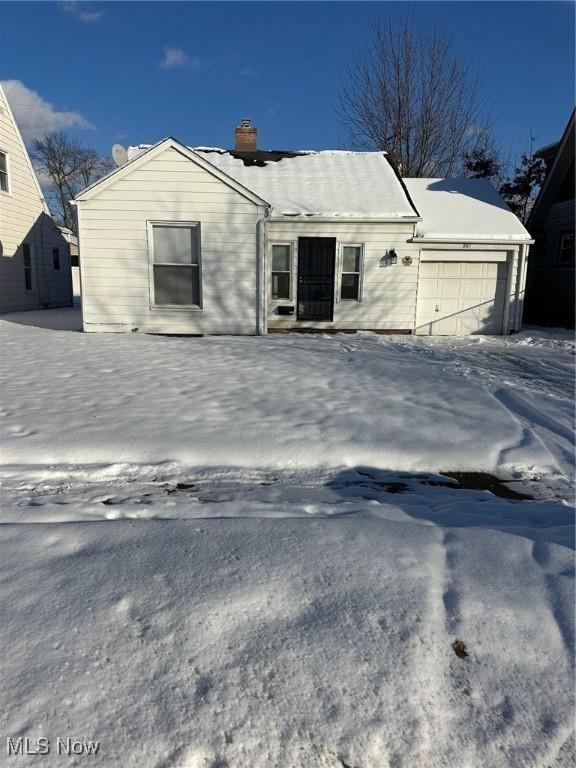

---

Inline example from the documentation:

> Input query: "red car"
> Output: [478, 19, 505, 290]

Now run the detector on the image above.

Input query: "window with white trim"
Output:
[23, 243, 33, 290]
[150, 223, 201, 307]
[341, 245, 362, 300]
[271, 243, 291, 299]
[0, 151, 8, 193]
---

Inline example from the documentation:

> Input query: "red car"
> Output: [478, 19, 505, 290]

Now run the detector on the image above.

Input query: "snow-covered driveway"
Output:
[0, 309, 574, 767]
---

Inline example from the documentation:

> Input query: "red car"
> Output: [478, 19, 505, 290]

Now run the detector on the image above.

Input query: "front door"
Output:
[297, 237, 336, 321]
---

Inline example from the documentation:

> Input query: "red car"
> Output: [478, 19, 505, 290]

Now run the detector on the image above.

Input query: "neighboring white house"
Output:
[59, 226, 81, 300]
[0, 84, 72, 314]
[74, 121, 532, 336]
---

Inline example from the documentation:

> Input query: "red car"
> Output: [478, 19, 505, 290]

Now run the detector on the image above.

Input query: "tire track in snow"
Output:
[409, 527, 463, 764]
[529, 540, 576, 768]
[482, 350, 574, 398]
[531, 541, 575, 661]
[491, 387, 575, 472]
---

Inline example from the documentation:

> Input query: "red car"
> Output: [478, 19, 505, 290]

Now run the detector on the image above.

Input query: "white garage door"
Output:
[416, 260, 508, 336]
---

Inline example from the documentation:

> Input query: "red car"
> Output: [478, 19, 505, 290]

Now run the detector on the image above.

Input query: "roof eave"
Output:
[269, 215, 422, 223]
[0, 82, 52, 218]
[75, 137, 270, 207]
[528, 108, 575, 228]
[410, 236, 534, 245]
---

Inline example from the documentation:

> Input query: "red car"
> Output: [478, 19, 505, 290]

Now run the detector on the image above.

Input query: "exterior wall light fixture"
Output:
[380, 249, 398, 267]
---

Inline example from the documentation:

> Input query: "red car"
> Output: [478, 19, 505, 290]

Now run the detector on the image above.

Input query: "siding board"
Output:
[78, 144, 264, 334]
[267, 219, 420, 331]
[0, 86, 72, 312]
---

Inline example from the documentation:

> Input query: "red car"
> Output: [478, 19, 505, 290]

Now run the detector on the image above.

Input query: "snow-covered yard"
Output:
[1, 309, 574, 767]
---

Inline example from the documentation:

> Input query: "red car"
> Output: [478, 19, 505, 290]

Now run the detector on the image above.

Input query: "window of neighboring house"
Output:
[53, 248, 61, 270]
[271, 244, 291, 299]
[558, 230, 575, 267]
[0, 151, 8, 193]
[341, 245, 363, 300]
[23, 243, 33, 290]
[150, 223, 201, 307]
[71, 254, 79, 267]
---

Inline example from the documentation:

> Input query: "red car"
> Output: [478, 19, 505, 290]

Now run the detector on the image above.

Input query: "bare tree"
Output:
[337, 20, 487, 177]
[30, 131, 114, 231]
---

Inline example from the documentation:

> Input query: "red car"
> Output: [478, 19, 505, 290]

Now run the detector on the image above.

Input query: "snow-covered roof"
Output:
[405, 178, 532, 242]
[197, 149, 420, 218]
[127, 145, 420, 219]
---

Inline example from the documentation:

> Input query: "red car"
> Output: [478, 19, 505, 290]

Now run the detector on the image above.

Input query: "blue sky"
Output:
[0, 1, 574, 164]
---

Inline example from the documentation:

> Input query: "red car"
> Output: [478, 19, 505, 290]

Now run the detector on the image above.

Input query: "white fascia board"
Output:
[410, 236, 534, 245]
[269, 216, 422, 223]
[74, 138, 165, 200]
[75, 137, 270, 208]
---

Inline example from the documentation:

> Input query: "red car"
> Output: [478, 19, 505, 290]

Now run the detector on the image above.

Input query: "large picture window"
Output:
[341, 245, 362, 301]
[271, 243, 291, 299]
[150, 223, 201, 307]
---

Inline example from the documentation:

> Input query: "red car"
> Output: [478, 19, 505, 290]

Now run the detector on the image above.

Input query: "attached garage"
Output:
[405, 179, 533, 336]
[415, 252, 509, 335]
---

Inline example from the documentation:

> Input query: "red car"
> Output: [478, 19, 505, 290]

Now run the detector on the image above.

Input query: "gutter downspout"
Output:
[256, 209, 270, 335]
[69, 199, 84, 331]
[515, 243, 529, 331]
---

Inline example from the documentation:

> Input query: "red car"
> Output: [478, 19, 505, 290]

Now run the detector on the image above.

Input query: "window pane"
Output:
[153, 264, 200, 305]
[23, 244, 32, 290]
[272, 244, 290, 272]
[341, 273, 359, 300]
[0, 153, 6, 173]
[342, 246, 360, 273]
[153, 226, 198, 265]
[272, 272, 290, 299]
[53, 248, 60, 270]
[0, 171, 7, 192]
[559, 232, 574, 265]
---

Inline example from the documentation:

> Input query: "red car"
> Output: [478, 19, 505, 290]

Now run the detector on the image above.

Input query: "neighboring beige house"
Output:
[74, 120, 532, 336]
[0, 83, 72, 313]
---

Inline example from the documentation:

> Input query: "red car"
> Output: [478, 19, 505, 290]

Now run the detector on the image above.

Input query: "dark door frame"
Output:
[297, 237, 336, 322]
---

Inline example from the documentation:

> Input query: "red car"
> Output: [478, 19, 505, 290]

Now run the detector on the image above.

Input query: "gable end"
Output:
[75, 138, 270, 207]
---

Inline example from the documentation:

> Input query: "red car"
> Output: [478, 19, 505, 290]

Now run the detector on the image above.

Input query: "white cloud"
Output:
[159, 46, 206, 72]
[59, 1, 103, 22]
[79, 10, 103, 22]
[34, 167, 54, 190]
[1, 80, 95, 143]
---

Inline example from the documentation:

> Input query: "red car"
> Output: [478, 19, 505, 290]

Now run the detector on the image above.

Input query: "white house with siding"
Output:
[0, 84, 72, 314]
[74, 120, 532, 336]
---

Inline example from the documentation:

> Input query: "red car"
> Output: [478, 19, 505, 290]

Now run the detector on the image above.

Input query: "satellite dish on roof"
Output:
[112, 144, 128, 167]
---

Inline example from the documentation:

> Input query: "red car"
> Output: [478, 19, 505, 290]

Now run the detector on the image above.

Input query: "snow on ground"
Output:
[0, 309, 574, 767]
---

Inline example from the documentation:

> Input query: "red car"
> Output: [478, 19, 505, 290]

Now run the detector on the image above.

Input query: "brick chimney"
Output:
[235, 118, 257, 152]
